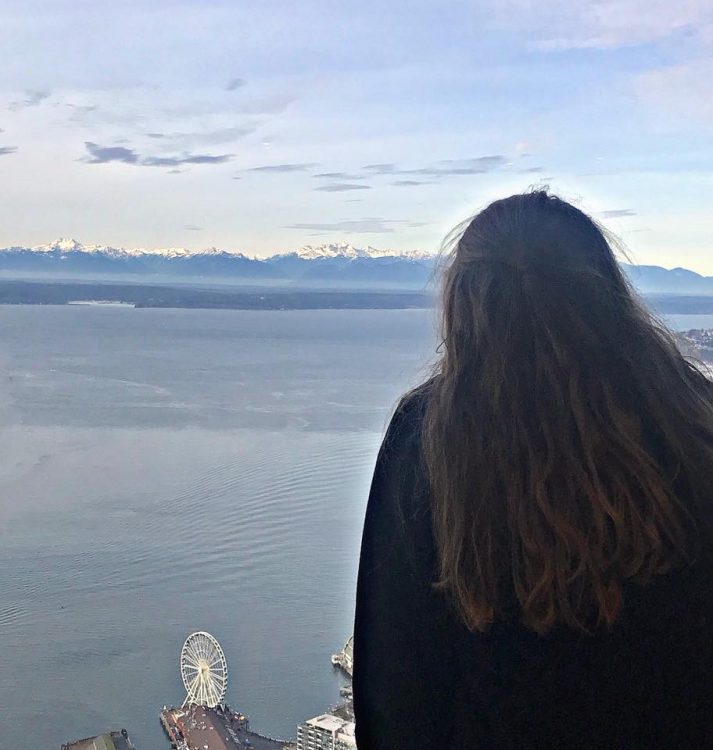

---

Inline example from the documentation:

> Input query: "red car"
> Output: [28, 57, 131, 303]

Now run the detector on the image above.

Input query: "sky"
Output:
[0, 0, 712, 270]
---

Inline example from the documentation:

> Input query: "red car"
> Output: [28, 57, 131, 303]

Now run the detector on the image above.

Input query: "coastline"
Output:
[2, 278, 713, 315]
[0, 278, 433, 311]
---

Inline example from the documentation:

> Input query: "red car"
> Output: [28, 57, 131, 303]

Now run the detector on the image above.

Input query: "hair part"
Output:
[420, 190, 713, 635]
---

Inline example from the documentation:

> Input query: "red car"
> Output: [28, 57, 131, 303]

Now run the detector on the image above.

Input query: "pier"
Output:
[161, 705, 289, 750]
[160, 631, 295, 750]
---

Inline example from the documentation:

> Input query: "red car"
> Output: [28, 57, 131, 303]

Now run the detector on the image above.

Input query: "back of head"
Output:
[422, 190, 713, 635]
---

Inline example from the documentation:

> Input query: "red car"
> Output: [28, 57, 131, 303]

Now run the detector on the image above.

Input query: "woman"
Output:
[353, 191, 713, 749]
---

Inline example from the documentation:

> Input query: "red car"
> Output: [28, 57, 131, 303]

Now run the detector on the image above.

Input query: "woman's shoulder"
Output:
[383, 380, 434, 453]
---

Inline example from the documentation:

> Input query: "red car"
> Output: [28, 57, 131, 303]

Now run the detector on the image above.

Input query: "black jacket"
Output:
[353, 394, 713, 749]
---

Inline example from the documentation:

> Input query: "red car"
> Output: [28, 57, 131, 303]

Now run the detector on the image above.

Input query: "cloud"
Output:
[9, 89, 50, 111]
[83, 142, 233, 167]
[65, 104, 103, 125]
[362, 163, 396, 174]
[487, 0, 713, 50]
[142, 153, 233, 166]
[600, 209, 637, 218]
[66, 103, 98, 113]
[362, 156, 506, 178]
[84, 142, 139, 164]
[392, 180, 429, 186]
[144, 125, 256, 146]
[192, 125, 256, 144]
[634, 60, 713, 125]
[231, 93, 296, 115]
[25, 90, 51, 106]
[314, 183, 372, 192]
[410, 155, 506, 176]
[520, 166, 545, 173]
[184, 224, 202, 231]
[313, 172, 365, 180]
[441, 155, 506, 171]
[287, 218, 397, 233]
[66, 101, 143, 128]
[248, 162, 317, 173]
[226, 78, 246, 91]
[0, 146, 18, 156]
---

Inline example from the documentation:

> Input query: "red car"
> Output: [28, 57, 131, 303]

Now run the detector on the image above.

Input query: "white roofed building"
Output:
[296, 714, 356, 750]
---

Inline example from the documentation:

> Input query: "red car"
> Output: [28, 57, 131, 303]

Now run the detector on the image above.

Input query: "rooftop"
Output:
[305, 714, 346, 733]
[61, 730, 134, 750]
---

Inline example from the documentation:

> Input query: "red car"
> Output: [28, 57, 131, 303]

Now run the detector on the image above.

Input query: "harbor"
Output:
[60, 630, 355, 750]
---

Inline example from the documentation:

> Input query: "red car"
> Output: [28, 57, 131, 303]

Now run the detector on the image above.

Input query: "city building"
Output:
[296, 714, 356, 750]
[62, 729, 135, 750]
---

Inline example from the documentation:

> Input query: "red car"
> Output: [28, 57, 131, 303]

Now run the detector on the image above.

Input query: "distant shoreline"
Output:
[0, 279, 712, 314]
[0, 279, 433, 311]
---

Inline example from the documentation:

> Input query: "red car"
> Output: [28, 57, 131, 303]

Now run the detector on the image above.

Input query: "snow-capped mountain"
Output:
[32, 238, 91, 254]
[30, 238, 250, 259]
[264, 242, 436, 284]
[0, 239, 438, 285]
[21, 239, 433, 262]
[0, 238, 279, 279]
[276, 242, 434, 261]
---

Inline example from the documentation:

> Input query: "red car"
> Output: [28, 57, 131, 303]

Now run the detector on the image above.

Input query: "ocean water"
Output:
[0, 306, 436, 749]
[665, 314, 713, 331]
[0, 305, 705, 749]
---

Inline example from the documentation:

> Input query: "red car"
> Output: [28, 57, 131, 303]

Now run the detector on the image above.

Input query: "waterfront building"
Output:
[296, 714, 356, 750]
[330, 635, 353, 677]
[62, 729, 135, 750]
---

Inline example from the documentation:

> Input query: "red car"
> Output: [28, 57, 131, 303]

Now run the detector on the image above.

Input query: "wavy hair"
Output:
[421, 190, 713, 634]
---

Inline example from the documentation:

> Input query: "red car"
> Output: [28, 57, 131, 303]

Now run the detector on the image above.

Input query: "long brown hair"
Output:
[421, 190, 713, 635]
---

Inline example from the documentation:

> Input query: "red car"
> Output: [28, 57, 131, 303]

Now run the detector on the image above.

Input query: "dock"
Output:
[161, 705, 289, 750]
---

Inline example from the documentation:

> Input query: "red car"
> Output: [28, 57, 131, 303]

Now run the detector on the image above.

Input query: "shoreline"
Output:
[0, 279, 712, 314]
[0, 278, 434, 311]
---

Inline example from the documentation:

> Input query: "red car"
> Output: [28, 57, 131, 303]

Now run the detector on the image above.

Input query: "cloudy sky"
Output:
[1, 1, 712, 269]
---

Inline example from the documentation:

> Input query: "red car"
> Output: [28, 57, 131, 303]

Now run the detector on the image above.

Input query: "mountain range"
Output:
[0, 239, 435, 285]
[0, 239, 711, 294]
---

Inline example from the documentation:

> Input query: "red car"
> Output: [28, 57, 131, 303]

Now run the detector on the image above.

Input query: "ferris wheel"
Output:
[180, 631, 228, 708]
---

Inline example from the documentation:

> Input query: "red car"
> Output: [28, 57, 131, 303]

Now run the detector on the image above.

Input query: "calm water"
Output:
[0, 306, 436, 749]
[0, 305, 705, 749]
[665, 314, 713, 331]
